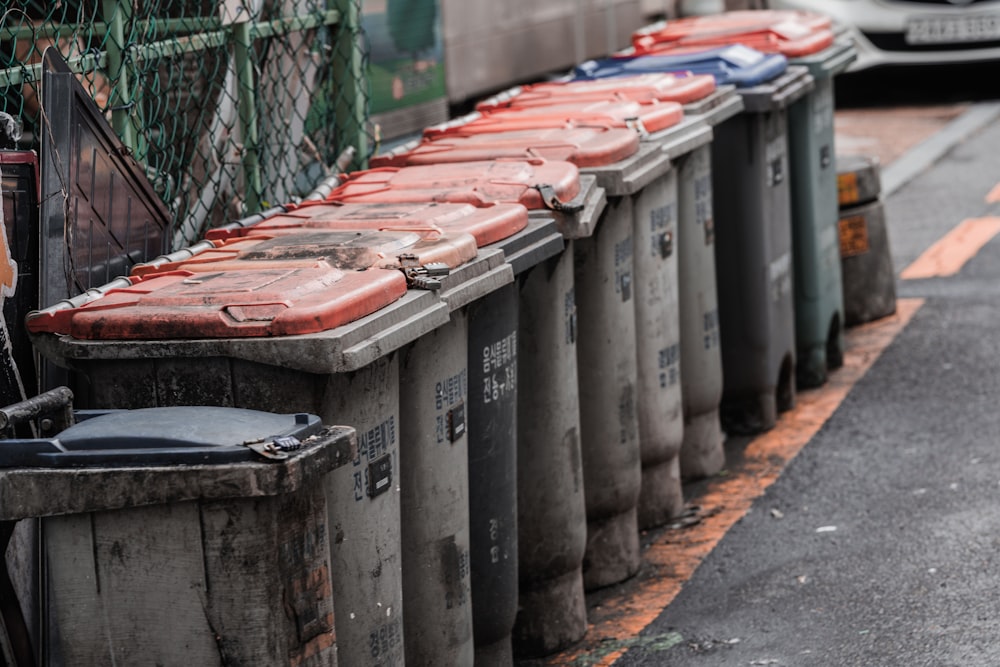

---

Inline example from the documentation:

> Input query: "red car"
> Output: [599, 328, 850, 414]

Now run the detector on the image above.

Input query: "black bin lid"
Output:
[0, 406, 323, 468]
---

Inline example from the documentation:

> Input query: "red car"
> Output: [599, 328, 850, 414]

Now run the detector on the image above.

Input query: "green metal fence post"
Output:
[330, 0, 367, 169]
[232, 16, 263, 213]
[101, 0, 144, 157]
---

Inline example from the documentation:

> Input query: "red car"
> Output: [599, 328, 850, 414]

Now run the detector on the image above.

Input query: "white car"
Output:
[766, 0, 1000, 70]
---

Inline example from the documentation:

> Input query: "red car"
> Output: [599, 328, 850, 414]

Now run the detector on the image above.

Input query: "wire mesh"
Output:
[1, 0, 372, 249]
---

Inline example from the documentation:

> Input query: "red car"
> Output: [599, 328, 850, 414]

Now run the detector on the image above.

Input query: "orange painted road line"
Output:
[899, 217, 1000, 280]
[986, 182, 1000, 204]
[549, 299, 924, 667]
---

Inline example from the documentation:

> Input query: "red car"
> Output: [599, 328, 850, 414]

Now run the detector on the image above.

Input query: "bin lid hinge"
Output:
[243, 434, 304, 460]
[534, 184, 584, 215]
[398, 254, 450, 291]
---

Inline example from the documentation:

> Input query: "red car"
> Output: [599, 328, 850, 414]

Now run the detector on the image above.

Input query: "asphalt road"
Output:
[611, 85, 1000, 665]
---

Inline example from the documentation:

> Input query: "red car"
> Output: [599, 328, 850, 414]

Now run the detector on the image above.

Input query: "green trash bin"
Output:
[786, 39, 857, 387]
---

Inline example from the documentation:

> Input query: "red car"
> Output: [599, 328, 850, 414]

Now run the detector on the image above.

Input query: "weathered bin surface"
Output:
[327, 160, 598, 659]
[397, 245, 514, 667]
[465, 220, 564, 664]
[0, 406, 354, 666]
[512, 240, 586, 658]
[28, 266, 453, 667]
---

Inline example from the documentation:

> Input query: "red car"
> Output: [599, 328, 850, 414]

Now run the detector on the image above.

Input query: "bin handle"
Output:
[534, 184, 584, 214]
[0, 387, 74, 436]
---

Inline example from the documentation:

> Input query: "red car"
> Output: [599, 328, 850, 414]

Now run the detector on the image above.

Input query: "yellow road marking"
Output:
[899, 217, 1000, 280]
[986, 182, 1000, 204]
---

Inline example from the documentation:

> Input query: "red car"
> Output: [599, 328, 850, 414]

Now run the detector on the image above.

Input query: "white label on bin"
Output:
[614, 235, 634, 302]
[435, 370, 468, 444]
[821, 224, 839, 255]
[368, 617, 403, 665]
[812, 84, 834, 136]
[658, 343, 681, 389]
[703, 308, 720, 351]
[768, 252, 792, 303]
[565, 287, 577, 345]
[649, 204, 676, 258]
[694, 166, 714, 245]
[766, 136, 787, 188]
[353, 416, 398, 502]
[618, 383, 637, 446]
[488, 517, 504, 565]
[482, 331, 518, 405]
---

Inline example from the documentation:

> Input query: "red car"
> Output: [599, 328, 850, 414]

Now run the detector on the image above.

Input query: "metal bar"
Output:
[0, 10, 342, 89]
[0, 11, 339, 43]
[0, 387, 74, 434]
[0, 51, 105, 90]
[330, 0, 367, 169]
[101, 0, 138, 152]
[250, 9, 341, 40]
[232, 20, 262, 213]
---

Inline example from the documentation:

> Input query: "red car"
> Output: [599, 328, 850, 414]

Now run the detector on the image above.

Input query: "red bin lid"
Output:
[131, 230, 479, 277]
[423, 99, 684, 137]
[27, 266, 408, 339]
[632, 11, 834, 57]
[319, 161, 581, 212]
[370, 125, 640, 169]
[207, 201, 529, 248]
[475, 73, 717, 109]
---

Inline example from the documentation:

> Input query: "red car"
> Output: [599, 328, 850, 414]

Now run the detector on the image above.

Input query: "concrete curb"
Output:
[882, 101, 1000, 198]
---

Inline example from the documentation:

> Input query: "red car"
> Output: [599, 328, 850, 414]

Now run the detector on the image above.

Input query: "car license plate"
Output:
[906, 14, 1000, 45]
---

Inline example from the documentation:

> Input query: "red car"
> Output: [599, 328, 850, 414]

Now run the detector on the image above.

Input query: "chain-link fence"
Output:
[1, 0, 372, 249]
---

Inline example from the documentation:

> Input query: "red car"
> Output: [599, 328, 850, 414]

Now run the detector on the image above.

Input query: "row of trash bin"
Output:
[1, 9, 892, 667]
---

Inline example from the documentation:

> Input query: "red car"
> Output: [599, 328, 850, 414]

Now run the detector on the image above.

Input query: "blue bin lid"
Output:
[574, 45, 788, 88]
[0, 406, 324, 467]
